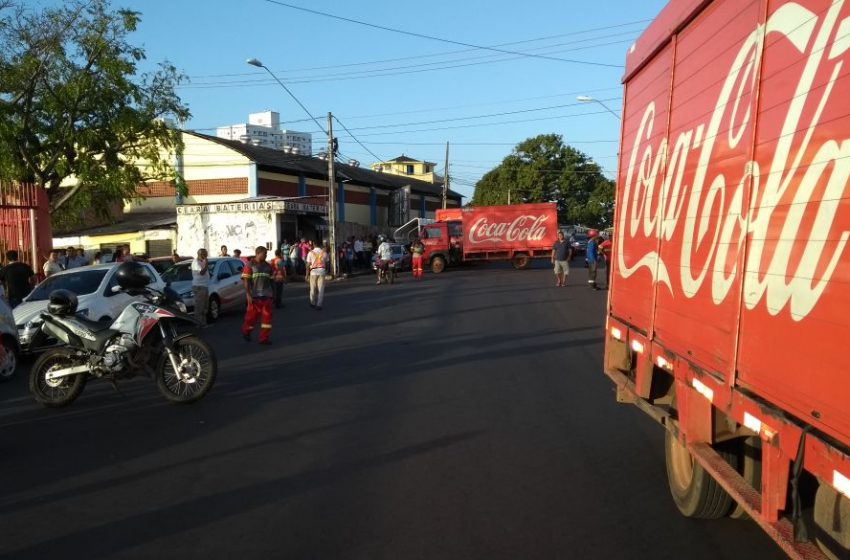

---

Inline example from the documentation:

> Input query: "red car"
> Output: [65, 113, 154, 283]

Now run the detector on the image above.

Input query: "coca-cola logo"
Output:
[619, 1, 850, 321]
[468, 215, 550, 244]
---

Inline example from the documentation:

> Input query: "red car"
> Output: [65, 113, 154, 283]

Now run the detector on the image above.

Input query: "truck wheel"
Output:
[814, 480, 850, 560]
[664, 431, 735, 519]
[431, 256, 446, 274]
[729, 436, 761, 520]
[512, 254, 530, 270]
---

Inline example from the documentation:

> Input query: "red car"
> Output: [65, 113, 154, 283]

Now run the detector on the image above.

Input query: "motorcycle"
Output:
[376, 259, 396, 285]
[27, 282, 216, 408]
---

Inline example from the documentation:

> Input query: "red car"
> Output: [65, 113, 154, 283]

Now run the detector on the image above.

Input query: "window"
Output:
[406, 165, 414, 175]
[424, 227, 442, 239]
[28, 270, 109, 301]
[161, 264, 192, 283]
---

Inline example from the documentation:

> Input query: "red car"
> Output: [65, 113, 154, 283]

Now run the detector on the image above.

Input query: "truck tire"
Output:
[729, 436, 761, 520]
[664, 431, 735, 519]
[431, 256, 446, 274]
[512, 253, 530, 270]
[814, 481, 850, 560]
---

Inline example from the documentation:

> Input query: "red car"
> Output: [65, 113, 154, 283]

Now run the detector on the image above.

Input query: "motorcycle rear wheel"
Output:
[29, 349, 87, 408]
[156, 336, 217, 404]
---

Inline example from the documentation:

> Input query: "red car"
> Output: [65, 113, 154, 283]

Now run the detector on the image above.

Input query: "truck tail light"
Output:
[631, 340, 645, 353]
[656, 355, 672, 370]
[833, 470, 850, 500]
[611, 327, 623, 340]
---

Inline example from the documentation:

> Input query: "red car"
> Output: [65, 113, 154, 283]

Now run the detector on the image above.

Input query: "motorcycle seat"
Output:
[73, 316, 115, 332]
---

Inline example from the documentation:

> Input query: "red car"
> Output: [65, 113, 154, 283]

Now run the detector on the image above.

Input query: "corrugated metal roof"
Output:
[183, 131, 463, 200]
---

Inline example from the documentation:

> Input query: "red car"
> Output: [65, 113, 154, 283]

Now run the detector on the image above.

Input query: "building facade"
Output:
[216, 111, 312, 155]
[370, 155, 441, 183]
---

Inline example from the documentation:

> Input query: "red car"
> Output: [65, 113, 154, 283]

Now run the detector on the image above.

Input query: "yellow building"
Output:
[370, 155, 441, 184]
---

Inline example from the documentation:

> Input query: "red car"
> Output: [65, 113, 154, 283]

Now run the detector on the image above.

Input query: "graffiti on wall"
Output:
[177, 211, 276, 255]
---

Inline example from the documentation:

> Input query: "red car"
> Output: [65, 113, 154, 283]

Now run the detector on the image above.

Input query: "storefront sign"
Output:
[177, 200, 326, 215]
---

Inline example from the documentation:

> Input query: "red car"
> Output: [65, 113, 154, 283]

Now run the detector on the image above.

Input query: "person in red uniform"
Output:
[241, 246, 274, 345]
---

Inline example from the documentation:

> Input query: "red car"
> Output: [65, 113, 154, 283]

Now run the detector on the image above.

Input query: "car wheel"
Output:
[0, 338, 17, 382]
[207, 296, 220, 322]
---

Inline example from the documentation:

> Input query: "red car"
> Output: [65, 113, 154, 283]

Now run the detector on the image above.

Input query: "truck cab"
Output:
[419, 221, 462, 273]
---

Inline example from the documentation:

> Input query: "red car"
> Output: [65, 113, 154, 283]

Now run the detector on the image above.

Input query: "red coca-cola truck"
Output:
[604, 1, 850, 558]
[417, 203, 558, 273]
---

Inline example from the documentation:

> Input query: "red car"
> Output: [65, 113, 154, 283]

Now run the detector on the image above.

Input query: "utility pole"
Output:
[442, 141, 449, 209]
[326, 112, 338, 277]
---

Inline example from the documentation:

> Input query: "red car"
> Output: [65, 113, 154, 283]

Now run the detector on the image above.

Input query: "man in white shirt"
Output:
[375, 236, 393, 285]
[353, 238, 364, 267]
[43, 251, 63, 277]
[191, 248, 210, 326]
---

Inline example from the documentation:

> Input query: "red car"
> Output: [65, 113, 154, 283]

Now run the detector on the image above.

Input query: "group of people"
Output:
[191, 241, 331, 346]
[551, 229, 612, 290]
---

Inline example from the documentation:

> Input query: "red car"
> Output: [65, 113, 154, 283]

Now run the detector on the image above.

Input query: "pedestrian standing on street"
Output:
[0, 250, 35, 307]
[219, 245, 229, 257]
[411, 237, 425, 279]
[281, 239, 291, 274]
[43, 251, 62, 278]
[289, 242, 300, 277]
[552, 230, 572, 287]
[306, 243, 328, 310]
[298, 238, 310, 275]
[599, 233, 613, 288]
[354, 237, 364, 267]
[271, 249, 287, 309]
[586, 230, 602, 291]
[241, 246, 274, 344]
[191, 248, 210, 327]
[93, 251, 103, 265]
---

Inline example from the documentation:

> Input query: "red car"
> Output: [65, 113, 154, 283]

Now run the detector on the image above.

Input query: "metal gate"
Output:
[146, 239, 173, 258]
[0, 182, 52, 271]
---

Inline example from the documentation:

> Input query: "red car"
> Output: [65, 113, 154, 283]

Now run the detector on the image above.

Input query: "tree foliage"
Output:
[471, 134, 615, 228]
[0, 0, 189, 223]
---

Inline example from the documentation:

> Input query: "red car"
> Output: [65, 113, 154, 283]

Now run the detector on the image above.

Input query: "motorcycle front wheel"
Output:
[156, 336, 217, 404]
[29, 349, 87, 408]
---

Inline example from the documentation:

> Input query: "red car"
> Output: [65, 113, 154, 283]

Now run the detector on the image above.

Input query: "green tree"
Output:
[0, 0, 189, 225]
[471, 134, 615, 227]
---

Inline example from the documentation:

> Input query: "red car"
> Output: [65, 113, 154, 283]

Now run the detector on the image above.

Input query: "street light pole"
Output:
[576, 95, 621, 120]
[326, 112, 338, 277]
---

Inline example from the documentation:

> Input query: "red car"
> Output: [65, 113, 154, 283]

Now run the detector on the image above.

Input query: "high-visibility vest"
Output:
[310, 250, 326, 270]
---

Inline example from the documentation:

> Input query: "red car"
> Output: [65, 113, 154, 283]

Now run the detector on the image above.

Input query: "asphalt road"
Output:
[0, 261, 785, 560]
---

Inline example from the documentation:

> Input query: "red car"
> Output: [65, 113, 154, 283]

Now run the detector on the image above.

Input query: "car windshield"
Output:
[162, 261, 217, 283]
[28, 269, 108, 301]
[572, 234, 588, 242]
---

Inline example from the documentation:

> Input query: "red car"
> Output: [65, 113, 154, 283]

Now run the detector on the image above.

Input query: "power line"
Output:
[332, 115, 387, 167]
[262, 0, 624, 68]
[187, 19, 650, 80]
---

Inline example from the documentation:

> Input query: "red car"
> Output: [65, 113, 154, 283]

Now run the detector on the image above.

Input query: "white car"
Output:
[0, 298, 19, 382]
[161, 257, 246, 321]
[15, 262, 165, 353]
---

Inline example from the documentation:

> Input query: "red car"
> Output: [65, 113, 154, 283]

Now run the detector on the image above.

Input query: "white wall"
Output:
[177, 210, 278, 256]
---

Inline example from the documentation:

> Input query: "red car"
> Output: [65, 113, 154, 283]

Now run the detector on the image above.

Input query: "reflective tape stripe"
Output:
[260, 324, 272, 329]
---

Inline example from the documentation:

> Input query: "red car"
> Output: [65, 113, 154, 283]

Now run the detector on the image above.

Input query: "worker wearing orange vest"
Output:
[241, 246, 274, 344]
[271, 249, 287, 309]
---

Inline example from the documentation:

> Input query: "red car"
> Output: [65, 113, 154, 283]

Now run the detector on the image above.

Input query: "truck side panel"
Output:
[459, 203, 558, 257]
[652, 0, 762, 381]
[737, 0, 850, 443]
[613, 0, 850, 445]
[611, 44, 674, 332]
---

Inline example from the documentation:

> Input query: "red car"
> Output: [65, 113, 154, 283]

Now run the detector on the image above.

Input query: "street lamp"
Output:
[246, 57, 338, 276]
[576, 95, 621, 120]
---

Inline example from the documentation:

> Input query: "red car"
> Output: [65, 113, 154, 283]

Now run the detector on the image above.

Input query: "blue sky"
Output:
[98, 0, 667, 199]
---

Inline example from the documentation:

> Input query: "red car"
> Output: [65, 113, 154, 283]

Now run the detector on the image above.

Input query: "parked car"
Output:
[161, 257, 245, 321]
[148, 256, 188, 275]
[371, 243, 412, 272]
[569, 233, 588, 256]
[14, 262, 165, 354]
[0, 298, 19, 382]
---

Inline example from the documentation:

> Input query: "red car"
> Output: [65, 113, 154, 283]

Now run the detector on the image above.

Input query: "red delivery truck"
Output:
[604, 1, 850, 558]
[419, 202, 558, 273]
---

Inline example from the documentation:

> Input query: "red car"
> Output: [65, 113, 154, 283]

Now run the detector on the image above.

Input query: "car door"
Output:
[217, 259, 243, 311]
